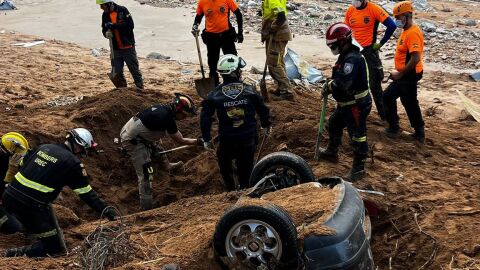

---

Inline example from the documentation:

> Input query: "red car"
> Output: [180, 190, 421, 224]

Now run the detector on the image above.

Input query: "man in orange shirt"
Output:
[192, 0, 243, 86]
[383, 1, 425, 143]
[345, 0, 396, 120]
[98, 0, 143, 90]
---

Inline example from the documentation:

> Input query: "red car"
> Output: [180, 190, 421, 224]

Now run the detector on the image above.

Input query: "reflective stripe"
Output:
[0, 215, 8, 227]
[31, 229, 57, 239]
[338, 55, 371, 107]
[352, 136, 367, 142]
[73, 185, 92, 195]
[338, 90, 370, 107]
[15, 172, 54, 193]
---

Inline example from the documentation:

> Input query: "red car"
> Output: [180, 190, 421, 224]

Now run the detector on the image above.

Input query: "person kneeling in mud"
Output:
[120, 93, 202, 210]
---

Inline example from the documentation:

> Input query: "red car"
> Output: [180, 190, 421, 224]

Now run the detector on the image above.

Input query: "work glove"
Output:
[191, 24, 200, 36]
[321, 79, 334, 97]
[262, 126, 272, 137]
[372, 43, 382, 51]
[203, 141, 214, 151]
[236, 32, 244, 43]
[275, 11, 287, 26]
[103, 207, 119, 221]
[105, 30, 113, 39]
[105, 22, 116, 30]
[196, 137, 205, 146]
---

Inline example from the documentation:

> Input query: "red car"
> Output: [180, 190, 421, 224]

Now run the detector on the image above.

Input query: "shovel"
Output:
[259, 35, 273, 102]
[314, 93, 328, 160]
[194, 32, 215, 99]
[106, 31, 125, 88]
[107, 31, 117, 82]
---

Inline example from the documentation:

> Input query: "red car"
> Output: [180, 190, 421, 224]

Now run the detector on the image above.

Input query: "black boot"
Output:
[317, 137, 341, 163]
[384, 126, 400, 138]
[410, 126, 425, 144]
[345, 157, 366, 182]
[135, 81, 144, 91]
[4, 246, 28, 257]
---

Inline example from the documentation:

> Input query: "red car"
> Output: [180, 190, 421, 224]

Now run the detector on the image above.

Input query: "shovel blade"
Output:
[109, 70, 127, 88]
[195, 77, 215, 99]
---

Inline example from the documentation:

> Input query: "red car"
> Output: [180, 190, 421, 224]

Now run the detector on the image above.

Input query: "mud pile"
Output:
[0, 32, 480, 269]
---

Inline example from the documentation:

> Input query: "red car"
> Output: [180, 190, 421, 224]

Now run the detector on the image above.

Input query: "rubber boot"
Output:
[410, 126, 425, 144]
[135, 81, 144, 91]
[140, 195, 153, 211]
[345, 157, 366, 182]
[4, 246, 28, 257]
[317, 137, 341, 163]
[384, 126, 400, 138]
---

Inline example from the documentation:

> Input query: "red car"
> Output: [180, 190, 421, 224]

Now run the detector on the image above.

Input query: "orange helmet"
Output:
[393, 1, 413, 16]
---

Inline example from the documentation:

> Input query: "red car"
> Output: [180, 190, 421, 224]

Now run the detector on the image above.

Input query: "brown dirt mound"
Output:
[1, 32, 480, 269]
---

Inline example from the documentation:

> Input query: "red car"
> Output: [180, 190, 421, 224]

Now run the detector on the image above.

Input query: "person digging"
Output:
[317, 23, 372, 182]
[120, 94, 202, 210]
[3, 128, 118, 257]
[200, 54, 271, 191]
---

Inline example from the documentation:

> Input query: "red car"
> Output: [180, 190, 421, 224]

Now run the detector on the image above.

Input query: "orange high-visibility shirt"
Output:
[394, 24, 424, 73]
[196, 0, 239, 33]
[110, 11, 132, 49]
[344, 2, 389, 47]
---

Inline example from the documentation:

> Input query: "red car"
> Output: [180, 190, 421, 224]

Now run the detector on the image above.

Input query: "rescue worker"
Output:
[97, 0, 144, 90]
[120, 94, 201, 210]
[2, 128, 117, 257]
[192, 0, 243, 86]
[0, 132, 29, 234]
[317, 23, 372, 181]
[260, 0, 293, 100]
[200, 54, 271, 191]
[383, 1, 425, 143]
[344, 0, 396, 120]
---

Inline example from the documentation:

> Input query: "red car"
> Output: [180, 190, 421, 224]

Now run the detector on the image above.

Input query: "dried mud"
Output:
[0, 32, 480, 269]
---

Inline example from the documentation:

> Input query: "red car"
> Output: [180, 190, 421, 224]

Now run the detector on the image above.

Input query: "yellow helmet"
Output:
[96, 0, 113, 4]
[1, 132, 30, 155]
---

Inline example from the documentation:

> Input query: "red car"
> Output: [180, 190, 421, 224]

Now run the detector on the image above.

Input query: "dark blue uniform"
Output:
[328, 49, 372, 170]
[3, 144, 112, 257]
[0, 154, 22, 234]
[201, 82, 270, 190]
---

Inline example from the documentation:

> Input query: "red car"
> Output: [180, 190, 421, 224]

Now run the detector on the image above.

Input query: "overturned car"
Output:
[213, 152, 374, 270]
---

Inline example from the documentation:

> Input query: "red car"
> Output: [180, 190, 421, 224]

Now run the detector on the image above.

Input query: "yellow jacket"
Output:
[262, 0, 287, 20]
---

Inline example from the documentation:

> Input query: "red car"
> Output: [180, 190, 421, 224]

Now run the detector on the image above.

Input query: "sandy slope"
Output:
[0, 29, 480, 269]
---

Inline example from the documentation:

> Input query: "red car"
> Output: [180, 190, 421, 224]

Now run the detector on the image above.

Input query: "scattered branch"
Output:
[447, 210, 480, 216]
[414, 212, 439, 270]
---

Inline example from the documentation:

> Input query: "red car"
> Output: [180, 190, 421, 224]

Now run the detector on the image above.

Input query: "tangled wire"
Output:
[78, 207, 134, 270]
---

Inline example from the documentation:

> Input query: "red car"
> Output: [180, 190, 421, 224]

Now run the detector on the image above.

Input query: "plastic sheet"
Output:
[285, 48, 324, 84]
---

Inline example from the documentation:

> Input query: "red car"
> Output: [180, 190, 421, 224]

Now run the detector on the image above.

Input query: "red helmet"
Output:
[325, 22, 352, 46]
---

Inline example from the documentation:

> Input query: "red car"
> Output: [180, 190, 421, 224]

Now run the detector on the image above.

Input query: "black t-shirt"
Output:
[137, 104, 178, 134]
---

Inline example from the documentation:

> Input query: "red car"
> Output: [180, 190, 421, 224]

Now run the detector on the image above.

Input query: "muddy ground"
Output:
[0, 26, 479, 270]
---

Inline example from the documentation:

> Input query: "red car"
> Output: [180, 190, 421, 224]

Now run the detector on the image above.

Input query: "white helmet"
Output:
[67, 128, 96, 150]
[217, 54, 246, 75]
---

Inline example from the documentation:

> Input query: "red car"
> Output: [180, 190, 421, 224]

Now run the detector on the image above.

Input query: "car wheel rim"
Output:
[265, 165, 302, 188]
[225, 219, 283, 266]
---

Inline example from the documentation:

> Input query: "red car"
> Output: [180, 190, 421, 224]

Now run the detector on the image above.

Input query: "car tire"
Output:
[213, 203, 299, 270]
[248, 152, 315, 197]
